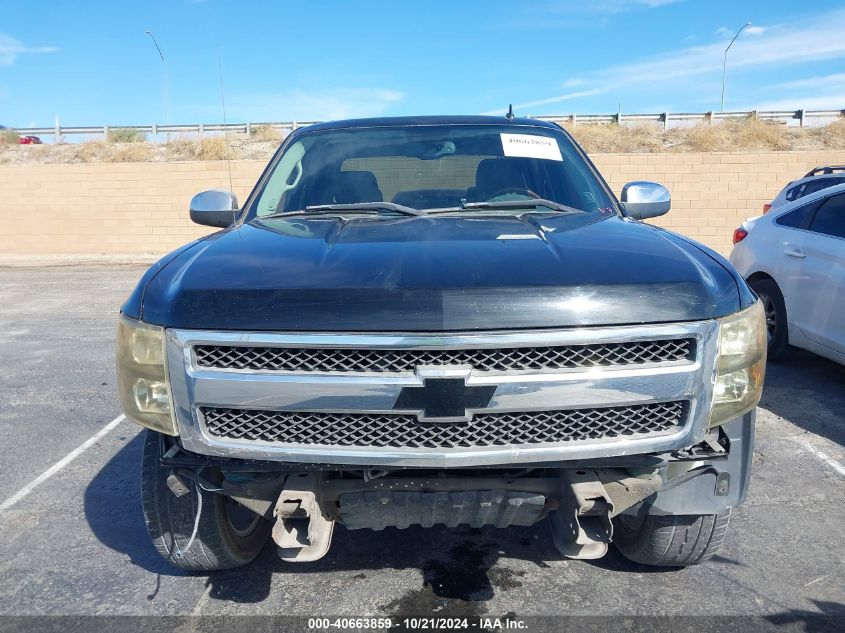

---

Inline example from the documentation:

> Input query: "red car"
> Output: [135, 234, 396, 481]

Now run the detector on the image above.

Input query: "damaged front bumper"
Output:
[159, 411, 754, 562]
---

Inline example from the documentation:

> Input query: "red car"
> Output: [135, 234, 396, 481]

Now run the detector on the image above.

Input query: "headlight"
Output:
[116, 315, 178, 435]
[709, 301, 767, 427]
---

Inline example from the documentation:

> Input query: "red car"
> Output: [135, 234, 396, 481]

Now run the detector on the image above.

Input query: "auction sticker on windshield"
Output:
[500, 133, 563, 161]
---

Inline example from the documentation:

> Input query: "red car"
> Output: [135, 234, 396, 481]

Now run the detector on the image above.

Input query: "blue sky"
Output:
[2, 0, 845, 127]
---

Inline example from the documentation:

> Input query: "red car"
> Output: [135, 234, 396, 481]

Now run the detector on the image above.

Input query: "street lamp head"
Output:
[145, 30, 167, 64]
[725, 22, 753, 53]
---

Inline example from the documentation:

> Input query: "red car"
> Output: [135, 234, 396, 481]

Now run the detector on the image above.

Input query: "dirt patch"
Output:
[383, 539, 530, 627]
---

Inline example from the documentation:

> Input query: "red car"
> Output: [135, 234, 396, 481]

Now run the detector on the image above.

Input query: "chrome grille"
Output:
[200, 401, 686, 449]
[194, 339, 694, 373]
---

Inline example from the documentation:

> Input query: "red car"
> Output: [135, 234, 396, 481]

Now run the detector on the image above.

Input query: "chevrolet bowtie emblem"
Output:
[393, 374, 496, 423]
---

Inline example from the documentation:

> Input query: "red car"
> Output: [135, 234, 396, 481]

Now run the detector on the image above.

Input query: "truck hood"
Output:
[131, 213, 742, 331]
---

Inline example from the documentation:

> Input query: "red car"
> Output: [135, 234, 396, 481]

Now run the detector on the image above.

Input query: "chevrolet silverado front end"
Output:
[117, 116, 765, 570]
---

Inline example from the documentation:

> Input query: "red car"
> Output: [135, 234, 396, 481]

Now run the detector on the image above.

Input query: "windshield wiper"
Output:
[307, 202, 424, 216]
[262, 202, 424, 219]
[424, 199, 586, 215]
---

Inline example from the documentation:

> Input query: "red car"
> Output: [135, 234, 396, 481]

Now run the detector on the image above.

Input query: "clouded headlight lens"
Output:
[116, 315, 177, 435]
[709, 301, 767, 427]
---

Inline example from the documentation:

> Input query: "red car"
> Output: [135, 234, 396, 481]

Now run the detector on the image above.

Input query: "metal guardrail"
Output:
[537, 109, 843, 128]
[15, 121, 322, 142]
[10, 109, 844, 142]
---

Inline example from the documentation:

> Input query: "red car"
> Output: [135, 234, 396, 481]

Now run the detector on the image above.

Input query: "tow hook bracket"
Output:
[715, 472, 731, 496]
[272, 473, 335, 562]
[166, 472, 191, 498]
[550, 470, 615, 560]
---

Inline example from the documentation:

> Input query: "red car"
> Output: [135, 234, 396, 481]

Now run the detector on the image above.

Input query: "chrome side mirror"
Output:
[189, 189, 239, 227]
[620, 181, 671, 220]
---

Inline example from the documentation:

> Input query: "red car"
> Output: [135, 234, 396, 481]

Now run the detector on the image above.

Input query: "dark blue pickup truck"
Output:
[117, 116, 766, 571]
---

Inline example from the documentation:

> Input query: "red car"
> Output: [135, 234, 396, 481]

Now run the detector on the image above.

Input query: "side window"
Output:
[802, 178, 842, 198]
[808, 193, 845, 239]
[785, 178, 843, 202]
[776, 201, 817, 229]
[785, 183, 806, 202]
[255, 141, 306, 216]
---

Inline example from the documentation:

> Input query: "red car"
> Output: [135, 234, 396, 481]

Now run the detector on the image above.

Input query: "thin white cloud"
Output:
[746, 73, 845, 111]
[561, 78, 587, 88]
[569, 0, 683, 14]
[482, 88, 610, 115]
[499, 0, 683, 30]
[747, 94, 845, 111]
[492, 8, 845, 113]
[715, 25, 766, 38]
[228, 88, 404, 122]
[769, 73, 845, 91]
[640, 0, 682, 6]
[0, 34, 57, 66]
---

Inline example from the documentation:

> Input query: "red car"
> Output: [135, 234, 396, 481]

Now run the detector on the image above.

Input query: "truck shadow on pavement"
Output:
[82, 434, 182, 579]
[759, 351, 845, 447]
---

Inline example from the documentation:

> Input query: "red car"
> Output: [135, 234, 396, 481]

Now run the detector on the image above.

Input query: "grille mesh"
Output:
[194, 339, 693, 373]
[200, 401, 685, 449]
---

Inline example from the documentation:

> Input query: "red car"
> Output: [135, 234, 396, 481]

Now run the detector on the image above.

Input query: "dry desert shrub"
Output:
[108, 143, 155, 162]
[674, 124, 725, 152]
[163, 137, 240, 161]
[0, 129, 21, 145]
[194, 137, 230, 161]
[60, 141, 155, 162]
[813, 118, 845, 149]
[106, 127, 145, 143]
[164, 138, 200, 161]
[726, 118, 792, 151]
[567, 117, 824, 153]
[66, 141, 108, 162]
[249, 124, 282, 143]
[567, 123, 665, 153]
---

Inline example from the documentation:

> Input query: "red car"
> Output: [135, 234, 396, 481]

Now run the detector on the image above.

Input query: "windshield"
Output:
[248, 124, 617, 218]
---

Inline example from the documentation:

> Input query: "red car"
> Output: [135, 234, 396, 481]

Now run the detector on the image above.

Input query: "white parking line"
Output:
[192, 582, 213, 616]
[797, 439, 845, 478]
[0, 414, 126, 513]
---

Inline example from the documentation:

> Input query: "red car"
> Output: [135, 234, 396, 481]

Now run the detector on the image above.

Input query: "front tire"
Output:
[140, 429, 270, 571]
[748, 278, 790, 360]
[612, 510, 731, 567]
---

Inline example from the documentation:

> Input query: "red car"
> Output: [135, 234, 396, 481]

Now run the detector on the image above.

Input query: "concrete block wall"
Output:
[0, 161, 265, 257]
[2, 150, 844, 258]
[591, 151, 845, 254]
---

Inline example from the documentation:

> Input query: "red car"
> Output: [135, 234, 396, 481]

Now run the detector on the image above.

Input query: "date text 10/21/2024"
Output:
[307, 617, 528, 630]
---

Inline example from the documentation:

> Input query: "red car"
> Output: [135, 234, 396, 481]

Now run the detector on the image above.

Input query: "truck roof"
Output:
[301, 115, 561, 132]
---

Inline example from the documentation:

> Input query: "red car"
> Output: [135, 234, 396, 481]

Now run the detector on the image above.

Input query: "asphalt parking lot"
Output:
[0, 264, 843, 627]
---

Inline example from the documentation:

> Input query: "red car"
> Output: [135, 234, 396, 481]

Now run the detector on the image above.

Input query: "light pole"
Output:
[145, 30, 169, 126]
[721, 22, 751, 113]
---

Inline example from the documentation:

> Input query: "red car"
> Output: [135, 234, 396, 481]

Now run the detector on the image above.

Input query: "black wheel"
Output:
[612, 510, 731, 567]
[748, 278, 790, 360]
[140, 429, 271, 571]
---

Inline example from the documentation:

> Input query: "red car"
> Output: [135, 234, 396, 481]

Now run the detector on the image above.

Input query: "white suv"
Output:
[763, 165, 845, 214]
[730, 183, 845, 365]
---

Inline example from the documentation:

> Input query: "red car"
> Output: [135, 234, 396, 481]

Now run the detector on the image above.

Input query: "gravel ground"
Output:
[0, 264, 842, 632]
